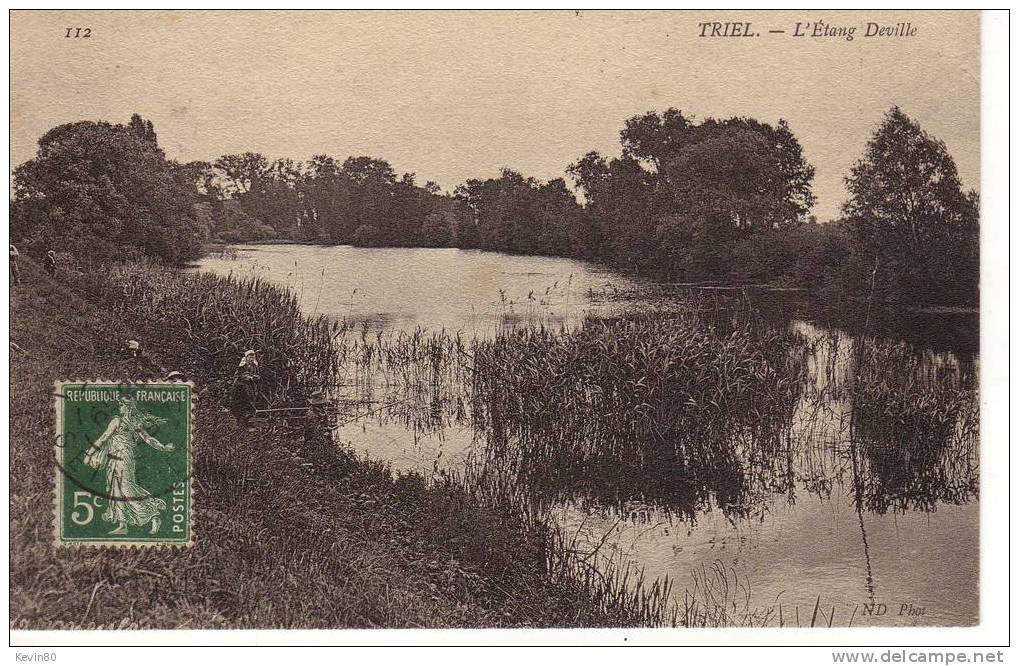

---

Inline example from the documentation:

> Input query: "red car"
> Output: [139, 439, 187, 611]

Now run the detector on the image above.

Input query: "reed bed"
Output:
[14, 257, 646, 629]
[332, 303, 811, 626]
[466, 311, 808, 517]
[64, 260, 977, 628]
[851, 339, 979, 513]
[330, 299, 980, 627]
[78, 259, 340, 406]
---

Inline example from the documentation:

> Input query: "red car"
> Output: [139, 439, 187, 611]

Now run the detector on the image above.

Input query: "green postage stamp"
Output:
[54, 381, 194, 547]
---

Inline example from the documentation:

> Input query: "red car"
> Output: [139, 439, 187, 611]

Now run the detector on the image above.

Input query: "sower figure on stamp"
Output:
[83, 396, 175, 535]
[231, 349, 261, 427]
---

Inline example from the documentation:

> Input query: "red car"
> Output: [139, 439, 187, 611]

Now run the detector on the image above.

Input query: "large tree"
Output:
[842, 107, 979, 303]
[568, 152, 659, 272]
[453, 169, 586, 257]
[569, 109, 816, 278]
[11, 116, 205, 264]
[624, 112, 816, 233]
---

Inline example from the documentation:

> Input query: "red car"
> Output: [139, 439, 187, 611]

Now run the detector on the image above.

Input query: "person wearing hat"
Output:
[232, 350, 261, 427]
[125, 339, 146, 374]
[45, 250, 57, 277]
[9, 244, 20, 286]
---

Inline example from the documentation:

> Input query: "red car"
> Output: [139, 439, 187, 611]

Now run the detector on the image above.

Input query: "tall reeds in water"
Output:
[334, 295, 979, 626]
[466, 309, 808, 519]
[62, 260, 979, 627]
[412, 304, 805, 627]
[851, 339, 979, 513]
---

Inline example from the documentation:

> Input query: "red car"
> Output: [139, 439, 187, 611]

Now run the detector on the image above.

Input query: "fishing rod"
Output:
[254, 405, 325, 413]
[326, 398, 419, 431]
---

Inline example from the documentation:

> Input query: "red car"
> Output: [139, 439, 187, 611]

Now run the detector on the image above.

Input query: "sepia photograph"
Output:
[6, 7, 1010, 656]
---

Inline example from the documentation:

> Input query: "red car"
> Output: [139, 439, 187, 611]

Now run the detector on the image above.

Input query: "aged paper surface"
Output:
[7, 8, 1001, 649]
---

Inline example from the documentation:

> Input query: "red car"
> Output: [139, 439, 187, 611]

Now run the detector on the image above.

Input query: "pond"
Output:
[196, 243, 979, 627]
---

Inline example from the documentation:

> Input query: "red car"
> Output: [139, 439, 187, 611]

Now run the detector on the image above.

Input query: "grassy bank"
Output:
[10, 254, 979, 629]
[10, 257, 636, 629]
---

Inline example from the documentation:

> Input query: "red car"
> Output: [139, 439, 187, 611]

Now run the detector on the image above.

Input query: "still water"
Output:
[197, 244, 979, 627]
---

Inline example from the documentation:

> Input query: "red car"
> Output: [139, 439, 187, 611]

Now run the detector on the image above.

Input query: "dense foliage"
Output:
[567, 111, 816, 279]
[11, 115, 206, 264]
[182, 109, 819, 274]
[842, 107, 980, 304]
[10, 107, 978, 304]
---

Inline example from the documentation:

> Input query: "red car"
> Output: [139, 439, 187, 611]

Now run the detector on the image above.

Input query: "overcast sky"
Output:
[11, 10, 980, 222]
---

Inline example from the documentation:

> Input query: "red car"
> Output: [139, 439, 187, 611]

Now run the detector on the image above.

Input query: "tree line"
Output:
[10, 107, 979, 304]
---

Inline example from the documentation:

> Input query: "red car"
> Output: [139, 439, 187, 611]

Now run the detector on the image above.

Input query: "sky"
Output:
[10, 10, 980, 222]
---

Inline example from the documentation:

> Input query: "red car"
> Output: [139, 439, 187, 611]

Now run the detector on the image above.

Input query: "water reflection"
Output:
[326, 313, 978, 625]
[340, 318, 978, 518]
[193, 244, 635, 335]
[197, 245, 979, 626]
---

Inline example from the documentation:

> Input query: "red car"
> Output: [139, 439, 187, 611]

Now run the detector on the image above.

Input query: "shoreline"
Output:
[203, 241, 980, 314]
[10, 257, 638, 629]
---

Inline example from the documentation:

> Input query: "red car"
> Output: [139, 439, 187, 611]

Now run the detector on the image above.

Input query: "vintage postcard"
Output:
[7, 7, 1008, 653]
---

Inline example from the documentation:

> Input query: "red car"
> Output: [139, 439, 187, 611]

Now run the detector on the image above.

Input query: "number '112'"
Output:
[65, 27, 91, 38]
